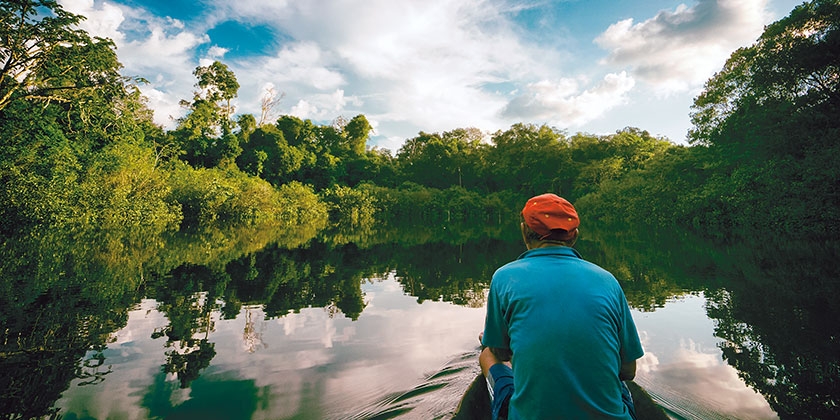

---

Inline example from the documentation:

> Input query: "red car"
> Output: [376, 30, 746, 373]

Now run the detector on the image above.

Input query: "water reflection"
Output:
[48, 275, 485, 419]
[587, 226, 840, 419]
[0, 221, 838, 419]
[704, 241, 840, 419]
[633, 295, 777, 419]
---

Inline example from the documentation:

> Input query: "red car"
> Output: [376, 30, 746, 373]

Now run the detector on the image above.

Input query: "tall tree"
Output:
[1, 0, 90, 110]
[194, 61, 239, 125]
[1, 0, 142, 148]
[174, 61, 242, 167]
[571, 128, 671, 198]
[344, 114, 372, 157]
[395, 127, 486, 190]
[486, 124, 571, 196]
[689, 0, 839, 158]
[1, 0, 160, 234]
[688, 0, 840, 236]
[237, 125, 305, 185]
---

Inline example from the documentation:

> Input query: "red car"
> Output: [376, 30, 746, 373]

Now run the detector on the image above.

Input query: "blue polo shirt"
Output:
[482, 246, 644, 419]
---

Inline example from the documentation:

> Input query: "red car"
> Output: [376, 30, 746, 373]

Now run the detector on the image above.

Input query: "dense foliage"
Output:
[685, 0, 839, 237]
[1, 1, 839, 418]
[4, 0, 837, 243]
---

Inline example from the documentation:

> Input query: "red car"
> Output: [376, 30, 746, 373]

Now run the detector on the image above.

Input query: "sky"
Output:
[59, 0, 805, 151]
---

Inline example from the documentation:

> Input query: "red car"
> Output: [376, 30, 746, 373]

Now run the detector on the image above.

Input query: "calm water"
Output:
[1, 224, 838, 419]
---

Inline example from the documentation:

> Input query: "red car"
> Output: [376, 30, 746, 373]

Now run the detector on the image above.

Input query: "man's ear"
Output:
[520, 222, 533, 250]
[568, 228, 580, 246]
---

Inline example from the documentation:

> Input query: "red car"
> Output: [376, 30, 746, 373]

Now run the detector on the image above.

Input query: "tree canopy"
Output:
[685, 0, 839, 236]
[1, 0, 837, 240]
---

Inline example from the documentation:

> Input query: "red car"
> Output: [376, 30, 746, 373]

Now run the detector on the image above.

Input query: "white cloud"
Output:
[205, 0, 559, 135]
[137, 87, 183, 125]
[58, 0, 787, 142]
[60, 1, 205, 76]
[227, 41, 352, 125]
[120, 25, 207, 74]
[255, 42, 345, 91]
[501, 72, 636, 126]
[207, 46, 229, 59]
[59, 0, 125, 43]
[287, 89, 360, 120]
[639, 338, 777, 419]
[595, 0, 770, 94]
[60, 0, 610, 137]
[119, 25, 207, 126]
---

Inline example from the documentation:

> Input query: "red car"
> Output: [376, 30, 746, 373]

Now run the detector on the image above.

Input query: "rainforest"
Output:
[1, 1, 838, 419]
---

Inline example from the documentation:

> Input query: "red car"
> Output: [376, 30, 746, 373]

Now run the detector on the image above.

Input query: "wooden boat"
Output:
[452, 374, 669, 420]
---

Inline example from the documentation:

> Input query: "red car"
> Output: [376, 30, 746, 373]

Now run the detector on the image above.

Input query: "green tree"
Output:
[1, 0, 161, 234]
[174, 61, 242, 167]
[194, 61, 239, 124]
[280, 114, 374, 188]
[688, 0, 839, 236]
[1, 0, 146, 150]
[1, 0, 95, 110]
[275, 115, 314, 147]
[272, 115, 340, 189]
[690, 0, 839, 157]
[236, 125, 305, 185]
[486, 124, 571, 196]
[571, 128, 671, 198]
[75, 141, 182, 233]
[321, 184, 378, 229]
[575, 145, 711, 229]
[344, 114, 372, 156]
[396, 128, 487, 190]
[0, 99, 79, 233]
[237, 113, 257, 138]
[342, 147, 398, 188]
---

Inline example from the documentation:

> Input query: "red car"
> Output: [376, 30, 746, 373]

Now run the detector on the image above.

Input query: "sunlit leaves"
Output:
[173, 61, 242, 167]
[397, 128, 488, 191]
[685, 0, 839, 237]
[0, 0, 89, 110]
[689, 0, 840, 155]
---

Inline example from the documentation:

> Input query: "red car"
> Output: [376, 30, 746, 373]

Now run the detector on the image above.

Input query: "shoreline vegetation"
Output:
[2, 1, 838, 248]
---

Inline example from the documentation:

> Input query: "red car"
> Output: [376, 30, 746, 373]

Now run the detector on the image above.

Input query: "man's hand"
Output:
[479, 332, 512, 362]
[480, 347, 513, 378]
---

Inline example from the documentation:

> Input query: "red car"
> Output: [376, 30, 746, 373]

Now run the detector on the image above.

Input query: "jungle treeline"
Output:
[2, 0, 838, 244]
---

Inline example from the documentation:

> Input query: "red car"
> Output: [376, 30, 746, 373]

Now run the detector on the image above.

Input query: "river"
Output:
[1, 222, 837, 419]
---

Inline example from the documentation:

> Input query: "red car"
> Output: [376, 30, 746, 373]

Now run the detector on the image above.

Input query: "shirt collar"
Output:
[517, 246, 582, 260]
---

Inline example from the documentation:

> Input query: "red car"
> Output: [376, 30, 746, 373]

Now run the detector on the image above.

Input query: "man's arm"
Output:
[478, 332, 512, 362]
[480, 347, 513, 378]
[619, 360, 636, 381]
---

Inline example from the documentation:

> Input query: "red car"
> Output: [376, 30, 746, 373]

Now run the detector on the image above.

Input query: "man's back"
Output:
[483, 246, 643, 419]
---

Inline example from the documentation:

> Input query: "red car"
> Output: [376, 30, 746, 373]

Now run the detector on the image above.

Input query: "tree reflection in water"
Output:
[0, 220, 838, 418]
[704, 240, 840, 419]
[587, 225, 840, 419]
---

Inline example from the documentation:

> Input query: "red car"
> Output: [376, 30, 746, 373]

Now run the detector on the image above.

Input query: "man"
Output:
[481, 193, 644, 419]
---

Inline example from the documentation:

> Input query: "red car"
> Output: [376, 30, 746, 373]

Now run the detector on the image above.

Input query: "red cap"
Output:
[522, 194, 579, 238]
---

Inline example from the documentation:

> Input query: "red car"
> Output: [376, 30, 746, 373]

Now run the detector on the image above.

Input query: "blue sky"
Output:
[61, 0, 805, 151]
